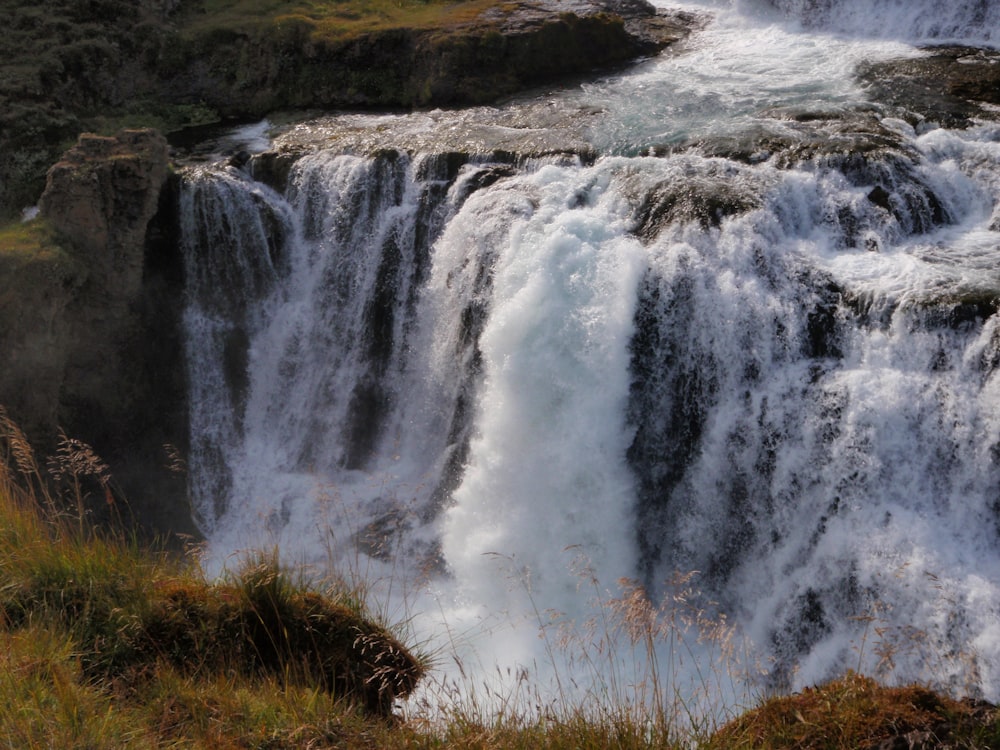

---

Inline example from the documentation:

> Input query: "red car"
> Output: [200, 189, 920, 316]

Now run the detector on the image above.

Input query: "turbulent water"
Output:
[177, 0, 1000, 707]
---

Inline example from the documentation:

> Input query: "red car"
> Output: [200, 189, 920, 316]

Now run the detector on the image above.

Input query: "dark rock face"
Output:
[154, 0, 696, 118]
[629, 171, 761, 239]
[3, 129, 193, 539]
[0, 230, 84, 443]
[40, 130, 168, 301]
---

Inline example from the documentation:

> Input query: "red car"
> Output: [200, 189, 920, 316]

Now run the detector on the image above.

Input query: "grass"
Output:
[0, 408, 997, 748]
[0, 407, 429, 746]
[0, 218, 69, 268]
[184, 0, 505, 40]
[707, 671, 1000, 749]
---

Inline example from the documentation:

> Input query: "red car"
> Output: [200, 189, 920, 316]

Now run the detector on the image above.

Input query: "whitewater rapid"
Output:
[177, 0, 1000, 710]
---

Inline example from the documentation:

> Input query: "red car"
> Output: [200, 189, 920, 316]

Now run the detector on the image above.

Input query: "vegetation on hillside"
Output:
[0, 218, 74, 273]
[182, 0, 503, 39]
[1, 407, 999, 748]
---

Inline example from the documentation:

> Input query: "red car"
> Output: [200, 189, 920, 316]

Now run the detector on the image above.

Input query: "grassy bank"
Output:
[0, 408, 429, 748]
[1, 410, 998, 748]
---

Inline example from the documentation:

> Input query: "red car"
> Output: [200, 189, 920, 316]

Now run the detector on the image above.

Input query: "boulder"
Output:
[858, 46, 1000, 128]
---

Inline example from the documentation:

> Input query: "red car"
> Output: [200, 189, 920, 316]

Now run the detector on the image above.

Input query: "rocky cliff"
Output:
[1, 129, 192, 538]
[0, 0, 696, 221]
[153, 0, 694, 116]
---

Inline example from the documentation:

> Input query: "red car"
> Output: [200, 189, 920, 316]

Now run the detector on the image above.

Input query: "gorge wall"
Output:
[0, 129, 191, 536]
[0, 0, 694, 221]
[0, 0, 693, 539]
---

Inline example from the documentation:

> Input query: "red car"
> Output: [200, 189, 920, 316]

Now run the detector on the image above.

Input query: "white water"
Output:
[178, 0, 1000, 711]
[755, 0, 1000, 46]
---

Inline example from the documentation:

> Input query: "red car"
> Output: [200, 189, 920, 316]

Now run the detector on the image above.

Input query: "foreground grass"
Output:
[1, 411, 998, 748]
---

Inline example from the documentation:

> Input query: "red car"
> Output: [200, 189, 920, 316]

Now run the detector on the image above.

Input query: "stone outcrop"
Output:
[0, 0, 697, 221]
[40, 130, 168, 302]
[858, 46, 1000, 128]
[153, 0, 697, 118]
[2, 129, 193, 538]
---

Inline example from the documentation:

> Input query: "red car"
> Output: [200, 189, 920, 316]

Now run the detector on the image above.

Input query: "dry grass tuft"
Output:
[709, 671, 1000, 749]
[0, 411, 426, 726]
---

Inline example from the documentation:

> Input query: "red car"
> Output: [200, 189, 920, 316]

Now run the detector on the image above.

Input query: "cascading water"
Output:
[752, 0, 1000, 45]
[177, 0, 1000, 707]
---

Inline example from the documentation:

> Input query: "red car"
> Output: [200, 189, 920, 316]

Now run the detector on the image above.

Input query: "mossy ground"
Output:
[0, 219, 66, 267]
[0, 218, 81, 312]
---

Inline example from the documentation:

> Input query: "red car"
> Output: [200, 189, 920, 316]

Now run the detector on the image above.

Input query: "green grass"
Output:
[0, 218, 82, 311]
[0, 218, 63, 264]
[184, 0, 504, 40]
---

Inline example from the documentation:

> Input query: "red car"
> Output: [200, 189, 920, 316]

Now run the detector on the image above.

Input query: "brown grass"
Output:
[182, 0, 504, 41]
[708, 671, 1000, 749]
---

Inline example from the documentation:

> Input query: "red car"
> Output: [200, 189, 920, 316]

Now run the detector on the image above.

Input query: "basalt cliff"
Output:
[0, 0, 695, 221]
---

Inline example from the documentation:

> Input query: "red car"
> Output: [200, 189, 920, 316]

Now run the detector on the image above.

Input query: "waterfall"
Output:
[746, 0, 1000, 45]
[177, 0, 1000, 705]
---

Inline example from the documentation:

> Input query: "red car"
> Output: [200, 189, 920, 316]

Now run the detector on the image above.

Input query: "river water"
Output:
[177, 0, 1000, 710]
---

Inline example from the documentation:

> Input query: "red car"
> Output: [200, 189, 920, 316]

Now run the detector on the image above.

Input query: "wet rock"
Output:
[859, 46, 1000, 128]
[684, 107, 905, 166]
[255, 105, 601, 163]
[628, 170, 761, 238]
[249, 146, 309, 194]
[687, 108, 957, 241]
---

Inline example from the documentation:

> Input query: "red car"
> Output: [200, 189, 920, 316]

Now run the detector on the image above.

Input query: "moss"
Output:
[708, 672, 999, 749]
[0, 218, 76, 275]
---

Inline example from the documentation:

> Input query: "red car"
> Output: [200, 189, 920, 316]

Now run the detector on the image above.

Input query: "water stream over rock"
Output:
[176, 0, 1000, 707]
